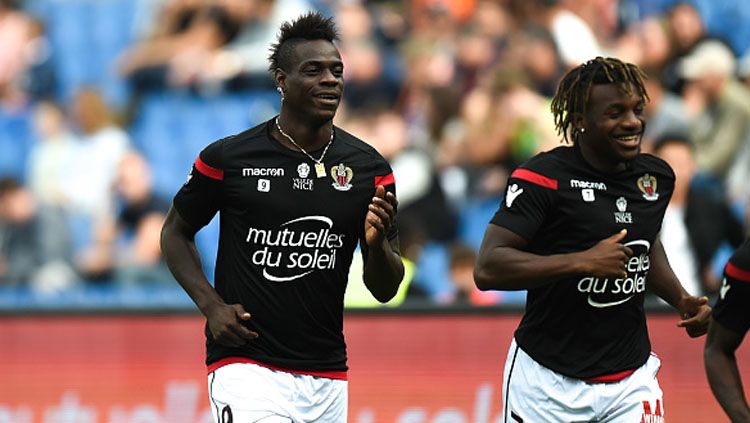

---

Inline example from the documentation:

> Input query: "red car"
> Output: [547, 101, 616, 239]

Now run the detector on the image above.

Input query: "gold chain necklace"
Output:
[275, 117, 333, 178]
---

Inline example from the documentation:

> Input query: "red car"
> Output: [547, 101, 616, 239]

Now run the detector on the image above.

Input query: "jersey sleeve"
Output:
[360, 159, 400, 261]
[713, 243, 750, 334]
[375, 162, 399, 246]
[490, 165, 558, 241]
[172, 140, 225, 229]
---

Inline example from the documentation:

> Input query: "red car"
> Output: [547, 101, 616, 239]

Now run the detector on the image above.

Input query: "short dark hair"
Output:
[551, 57, 649, 144]
[652, 132, 693, 154]
[268, 12, 339, 74]
[0, 177, 22, 199]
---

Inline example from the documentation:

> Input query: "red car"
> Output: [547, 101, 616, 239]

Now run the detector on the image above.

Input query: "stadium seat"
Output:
[0, 109, 33, 180]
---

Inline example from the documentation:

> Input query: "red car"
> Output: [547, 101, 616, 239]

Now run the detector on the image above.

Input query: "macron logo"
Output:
[242, 167, 285, 177]
[506, 184, 524, 208]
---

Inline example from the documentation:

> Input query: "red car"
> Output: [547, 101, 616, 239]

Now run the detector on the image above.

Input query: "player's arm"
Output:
[647, 238, 711, 337]
[704, 319, 750, 422]
[474, 225, 633, 291]
[161, 206, 258, 347]
[362, 185, 404, 302]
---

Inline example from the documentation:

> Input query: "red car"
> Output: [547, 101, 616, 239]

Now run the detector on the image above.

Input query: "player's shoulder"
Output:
[633, 153, 675, 180]
[728, 239, 750, 273]
[198, 120, 269, 168]
[522, 146, 573, 168]
[512, 146, 575, 181]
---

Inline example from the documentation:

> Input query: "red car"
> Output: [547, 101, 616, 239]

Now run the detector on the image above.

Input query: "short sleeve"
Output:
[490, 167, 557, 241]
[374, 162, 398, 245]
[360, 159, 400, 261]
[173, 141, 225, 229]
[713, 253, 750, 334]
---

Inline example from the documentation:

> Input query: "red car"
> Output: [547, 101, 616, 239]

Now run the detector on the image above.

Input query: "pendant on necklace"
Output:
[315, 162, 326, 178]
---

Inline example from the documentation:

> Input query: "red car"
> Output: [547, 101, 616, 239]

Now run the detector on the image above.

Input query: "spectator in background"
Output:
[21, 17, 56, 101]
[341, 107, 457, 251]
[640, 68, 690, 150]
[518, 0, 603, 70]
[0, 177, 77, 292]
[65, 87, 130, 219]
[679, 39, 750, 199]
[661, 2, 706, 95]
[457, 66, 557, 198]
[334, 2, 402, 112]
[26, 100, 78, 208]
[77, 152, 171, 284]
[124, 0, 317, 92]
[668, 2, 705, 54]
[653, 134, 745, 294]
[118, 1, 241, 91]
[200, 0, 316, 90]
[452, 24, 500, 95]
[0, 0, 31, 106]
[633, 17, 671, 72]
[339, 38, 400, 112]
[511, 25, 564, 98]
[446, 243, 500, 306]
[341, 103, 461, 303]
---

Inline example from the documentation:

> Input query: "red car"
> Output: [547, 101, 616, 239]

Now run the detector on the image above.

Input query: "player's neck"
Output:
[576, 143, 629, 174]
[276, 113, 333, 151]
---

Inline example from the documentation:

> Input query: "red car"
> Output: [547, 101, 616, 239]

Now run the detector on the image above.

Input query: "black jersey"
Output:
[491, 145, 674, 379]
[173, 118, 397, 373]
[713, 239, 750, 335]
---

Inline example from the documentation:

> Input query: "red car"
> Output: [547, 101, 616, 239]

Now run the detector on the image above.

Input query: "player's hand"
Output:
[365, 185, 397, 247]
[578, 229, 633, 278]
[676, 295, 712, 337]
[205, 303, 259, 347]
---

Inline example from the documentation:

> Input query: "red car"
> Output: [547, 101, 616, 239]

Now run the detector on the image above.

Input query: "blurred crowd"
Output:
[1, 0, 749, 308]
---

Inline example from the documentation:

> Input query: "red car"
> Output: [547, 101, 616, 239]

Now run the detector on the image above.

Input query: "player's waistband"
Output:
[207, 356, 348, 380]
[583, 352, 658, 383]
[584, 368, 636, 383]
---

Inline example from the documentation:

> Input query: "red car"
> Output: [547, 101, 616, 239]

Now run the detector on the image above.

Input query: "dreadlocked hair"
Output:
[550, 57, 649, 144]
[268, 12, 339, 74]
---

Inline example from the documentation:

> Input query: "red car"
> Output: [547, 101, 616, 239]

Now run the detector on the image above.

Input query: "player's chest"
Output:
[222, 157, 373, 226]
[554, 173, 667, 234]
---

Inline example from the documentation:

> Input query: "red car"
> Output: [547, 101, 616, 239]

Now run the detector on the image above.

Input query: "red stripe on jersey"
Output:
[511, 168, 558, 190]
[207, 357, 348, 380]
[726, 261, 750, 283]
[585, 368, 635, 383]
[374, 173, 395, 186]
[195, 156, 224, 180]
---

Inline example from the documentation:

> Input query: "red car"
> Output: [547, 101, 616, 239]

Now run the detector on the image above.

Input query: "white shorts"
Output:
[501, 339, 664, 423]
[207, 362, 348, 423]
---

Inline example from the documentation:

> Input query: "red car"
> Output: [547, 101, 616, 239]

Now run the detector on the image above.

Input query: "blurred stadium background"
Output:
[1, 0, 750, 421]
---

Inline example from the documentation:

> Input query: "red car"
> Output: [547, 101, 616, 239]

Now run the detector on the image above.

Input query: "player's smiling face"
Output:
[578, 82, 646, 172]
[280, 39, 344, 122]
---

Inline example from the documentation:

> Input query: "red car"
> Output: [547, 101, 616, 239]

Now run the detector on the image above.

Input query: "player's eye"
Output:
[606, 110, 621, 118]
[304, 66, 320, 75]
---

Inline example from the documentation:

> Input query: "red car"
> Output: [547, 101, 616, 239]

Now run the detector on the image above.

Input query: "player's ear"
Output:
[572, 113, 585, 132]
[274, 68, 287, 92]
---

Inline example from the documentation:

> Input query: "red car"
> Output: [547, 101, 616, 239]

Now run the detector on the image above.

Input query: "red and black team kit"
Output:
[492, 145, 675, 379]
[713, 239, 750, 336]
[173, 119, 398, 379]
